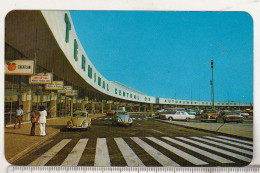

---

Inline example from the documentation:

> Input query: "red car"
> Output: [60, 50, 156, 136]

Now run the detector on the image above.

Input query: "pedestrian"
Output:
[38, 106, 47, 136]
[14, 106, 23, 129]
[30, 107, 38, 136]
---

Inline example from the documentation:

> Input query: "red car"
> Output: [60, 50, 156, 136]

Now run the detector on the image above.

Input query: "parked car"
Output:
[67, 110, 91, 129]
[156, 108, 185, 119]
[241, 110, 249, 119]
[106, 110, 115, 116]
[112, 110, 133, 126]
[160, 111, 195, 121]
[200, 109, 221, 122]
[222, 110, 244, 123]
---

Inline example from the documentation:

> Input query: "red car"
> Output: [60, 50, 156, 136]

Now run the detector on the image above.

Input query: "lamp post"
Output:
[211, 60, 214, 110]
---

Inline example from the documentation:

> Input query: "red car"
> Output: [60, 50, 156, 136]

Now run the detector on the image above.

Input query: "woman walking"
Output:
[30, 107, 38, 136]
[38, 106, 47, 136]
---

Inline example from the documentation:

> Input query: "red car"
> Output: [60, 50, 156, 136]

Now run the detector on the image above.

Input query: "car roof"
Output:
[73, 110, 87, 114]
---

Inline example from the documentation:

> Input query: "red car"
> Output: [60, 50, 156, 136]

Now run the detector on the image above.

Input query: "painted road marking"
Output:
[217, 136, 253, 145]
[61, 139, 88, 166]
[147, 137, 207, 165]
[114, 138, 145, 166]
[204, 136, 253, 150]
[29, 139, 71, 166]
[94, 138, 110, 166]
[162, 137, 233, 164]
[177, 137, 251, 162]
[191, 137, 253, 155]
[131, 137, 179, 166]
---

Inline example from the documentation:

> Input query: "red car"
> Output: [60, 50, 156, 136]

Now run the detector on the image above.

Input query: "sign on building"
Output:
[29, 73, 52, 84]
[45, 81, 64, 90]
[5, 60, 34, 75]
[58, 86, 72, 94]
[66, 90, 78, 96]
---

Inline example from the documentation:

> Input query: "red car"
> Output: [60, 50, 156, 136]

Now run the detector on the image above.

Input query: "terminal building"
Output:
[4, 10, 253, 124]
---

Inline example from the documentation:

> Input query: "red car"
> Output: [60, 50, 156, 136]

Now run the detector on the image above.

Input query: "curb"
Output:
[6, 128, 60, 164]
[5, 117, 58, 127]
[154, 119, 253, 141]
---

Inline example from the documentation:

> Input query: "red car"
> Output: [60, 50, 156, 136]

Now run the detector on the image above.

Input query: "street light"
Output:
[211, 60, 214, 110]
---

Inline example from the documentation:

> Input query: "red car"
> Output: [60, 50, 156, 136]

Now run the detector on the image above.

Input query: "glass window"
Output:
[98, 77, 101, 86]
[74, 39, 78, 61]
[82, 55, 86, 71]
[115, 88, 117, 94]
[88, 65, 92, 79]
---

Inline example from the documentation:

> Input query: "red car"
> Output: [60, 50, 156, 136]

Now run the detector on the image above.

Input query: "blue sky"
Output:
[70, 11, 253, 103]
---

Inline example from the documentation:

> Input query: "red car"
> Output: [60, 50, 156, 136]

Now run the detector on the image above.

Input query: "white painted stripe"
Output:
[147, 137, 207, 165]
[177, 137, 251, 162]
[162, 137, 233, 164]
[132, 118, 136, 120]
[217, 136, 253, 145]
[94, 138, 111, 166]
[29, 139, 71, 166]
[104, 118, 108, 120]
[138, 118, 141, 120]
[114, 138, 145, 166]
[131, 137, 179, 166]
[191, 137, 253, 155]
[61, 139, 88, 166]
[204, 136, 253, 150]
[109, 118, 112, 120]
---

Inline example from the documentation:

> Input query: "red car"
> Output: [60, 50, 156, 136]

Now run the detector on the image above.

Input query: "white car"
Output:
[160, 111, 195, 121]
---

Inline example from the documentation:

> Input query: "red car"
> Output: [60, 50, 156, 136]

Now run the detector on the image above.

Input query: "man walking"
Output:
[14, 106, 23, 129]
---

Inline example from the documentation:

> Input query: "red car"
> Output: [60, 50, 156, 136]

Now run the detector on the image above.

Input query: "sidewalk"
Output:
[156, 119, 253, 139]
[4, 113, 106, 164]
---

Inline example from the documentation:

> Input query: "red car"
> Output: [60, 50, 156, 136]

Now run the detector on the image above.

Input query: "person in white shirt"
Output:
[38, 106, 47, 136]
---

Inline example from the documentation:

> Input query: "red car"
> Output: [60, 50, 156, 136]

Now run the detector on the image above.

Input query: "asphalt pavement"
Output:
[8, 114, 253, 167]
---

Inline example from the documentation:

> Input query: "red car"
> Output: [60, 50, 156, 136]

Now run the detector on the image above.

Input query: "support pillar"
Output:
[50, 92, 57, 118]
[22, 89, 32, 121]
[138, 105, 140, 112]
[101, 102, 104, 114]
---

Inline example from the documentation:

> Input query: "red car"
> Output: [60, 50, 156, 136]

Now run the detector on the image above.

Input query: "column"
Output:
[50, 92, 57, 118]
[22, 89, 32, 121]
[101, 102, 104, 114]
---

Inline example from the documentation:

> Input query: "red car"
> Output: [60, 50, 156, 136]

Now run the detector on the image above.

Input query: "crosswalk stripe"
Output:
[131, 137, 179, 166]
[61, 139, 88, 166]
[217, 136, 253, 145]
[29, 139, 71, 166]
[138, 118, 141, 120]
[132, 118, 136, 120]
[177, 137, 251, 162]
[204, 136, 253, 150]
[104, 118, 108, 120]
[114, 138, 145, 166]
[162, 137, 233, 164]
[191, 137, 253, 155]
[94, 138, 110, 166]
[147, 137, 207, 165]
[109, 118, 112, 120]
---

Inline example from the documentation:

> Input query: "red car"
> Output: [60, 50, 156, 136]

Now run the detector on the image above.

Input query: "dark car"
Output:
[200, 109, 221, 122]
[222, 110, 244, 123]
[112, 110, 133, 126]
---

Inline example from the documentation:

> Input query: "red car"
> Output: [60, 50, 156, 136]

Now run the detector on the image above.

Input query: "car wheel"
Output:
[129, 123, 132, 127]
[185, 118, 190, 122]
[223, 119, 226, 123]
[168, 117, 173, 121]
